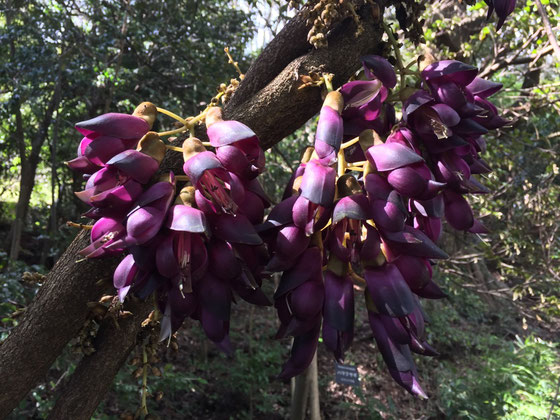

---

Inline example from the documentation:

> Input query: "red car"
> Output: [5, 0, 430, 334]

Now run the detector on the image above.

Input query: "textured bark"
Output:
[47, 298, 153, 420]
[224, 4, 384, 150]
[0, 231, 117, 419]
[0, 3, 384, 417]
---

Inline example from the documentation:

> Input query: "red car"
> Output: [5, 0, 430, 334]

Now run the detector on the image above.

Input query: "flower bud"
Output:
[182, 137, 206, 162]
[205, 106, 223, 128]
[136, 132, 166, 164]
[132, 102, 157, 129]
[176, 185, 196, 206]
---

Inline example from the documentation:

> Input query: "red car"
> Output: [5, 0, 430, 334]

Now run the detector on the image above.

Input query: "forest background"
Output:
[0, 0, 559, 418]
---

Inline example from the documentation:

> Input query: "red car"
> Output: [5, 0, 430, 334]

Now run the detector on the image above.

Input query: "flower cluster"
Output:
[260, 55, 506, 396]
[70, 54, 505, 398]
[70, 106, 271, 353]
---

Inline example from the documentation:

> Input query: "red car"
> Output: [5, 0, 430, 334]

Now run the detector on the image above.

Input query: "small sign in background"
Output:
[335, 363, 360, 386]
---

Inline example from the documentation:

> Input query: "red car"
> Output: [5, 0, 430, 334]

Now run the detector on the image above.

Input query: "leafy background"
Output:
[1, 0, 559, 418]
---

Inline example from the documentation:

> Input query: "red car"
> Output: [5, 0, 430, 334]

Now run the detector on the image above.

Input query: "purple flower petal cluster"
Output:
[261, 56, 506, 397]
[69, 58, 506, 398]
[69, 105, 271, 353]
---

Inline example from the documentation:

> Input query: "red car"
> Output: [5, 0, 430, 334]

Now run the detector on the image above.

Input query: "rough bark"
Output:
[0, 231, 117, 419]
[0, 3, 384, 417]
[47, 298, 154, 420]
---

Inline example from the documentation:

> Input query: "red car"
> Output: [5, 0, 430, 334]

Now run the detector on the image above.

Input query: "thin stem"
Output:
[346, 166, 365, 172]
[340, 136, 360, 150]
[348, 160, 367, 166]
[337, 149, 347, 177]
[158, 126, 188, 137]
[323, 73, 334, 92]
[156, 107, 188, 126]
[140, 344, 149, 416]
[174, 175, 190, 182]
[382, 22, 406, 89]
[66, 221, 93, 230]
[224, 47, 245, 79]
[166, 145, 183, 152]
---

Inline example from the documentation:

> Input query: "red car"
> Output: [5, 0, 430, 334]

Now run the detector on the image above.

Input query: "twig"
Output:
[534, 0, 560, 62]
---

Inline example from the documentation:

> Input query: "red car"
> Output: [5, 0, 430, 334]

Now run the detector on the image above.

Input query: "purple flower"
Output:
[322, 270, 354, 361]
[485, 0, 516, 30]
[184, 151, 242, 215]
[314, 92, 344, 164]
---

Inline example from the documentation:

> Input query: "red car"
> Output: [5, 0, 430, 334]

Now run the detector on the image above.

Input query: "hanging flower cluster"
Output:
[259, 55, 506, 396]
[69, 54, 506, 398]
[70, 106, 271, 353]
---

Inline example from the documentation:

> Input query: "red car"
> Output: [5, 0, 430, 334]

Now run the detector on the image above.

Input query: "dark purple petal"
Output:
[106, 150, 159, 184]
[207, 120, 258, 147]
[278, 323, 321, 380]
[323, 271, 354, 332]
[466, 77, 502, 98]
[422, 60, 478, 86]
[315, 106, 343, 164]
[340, 80, 383, 108]
[415, 280, 447, 299]
[75, 113, 149, 139]
[443, 190, 474, 231]
[382, 226, 449, 259]
[66, 156, 101, 174]
[368, 313, 414, 372]
[85, 135, 136, 166]
[114, 254, 138, 298]
[366, 143, 423, 172]
[393, 255, 432, 291]
[362, 55, 397, 88]
[290, 280, 324, 320]
[332, 194, 370, 224]
[156, 234, 179, 278]
[370, 191, 407, 232]
[210, 213, 263, 245]
[365, 264, 416, 317]
[274, 247, 322, 298]
[299, 160, 336, 206]
[182, 151, 223, 186]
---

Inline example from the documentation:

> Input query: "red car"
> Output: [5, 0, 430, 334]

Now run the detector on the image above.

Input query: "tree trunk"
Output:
[290, 352, 321, 420]
[47, 297, 154, 420]
[308, 353, 321, 420]
[0, 231, 118, 419]
[9, 70, 63, 261]
[8, 158, 37, 261]
[0, 3, 383, 416]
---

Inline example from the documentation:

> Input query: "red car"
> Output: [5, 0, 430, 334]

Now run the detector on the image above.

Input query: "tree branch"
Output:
[534, 0, 560, 62]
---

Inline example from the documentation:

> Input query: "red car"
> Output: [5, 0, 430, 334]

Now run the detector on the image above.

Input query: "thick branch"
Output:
[0, 4, 384, 418]
[0, 231, 116, 419]
[47, 298, 154, 420]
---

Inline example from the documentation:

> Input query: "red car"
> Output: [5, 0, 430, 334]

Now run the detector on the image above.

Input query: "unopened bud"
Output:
[323, 91, 344, 114]
[337, 174, 363, 197]
[292, 175, 304, 195]
[132, 102, 157, 129]
[359, 129, 384, 152]
[205, 107, 223, 128]
[182, 137, 206, 162]
[300, 146, 315, 164]
[137, 132, 166, 164]
[176, 186, 196, 206]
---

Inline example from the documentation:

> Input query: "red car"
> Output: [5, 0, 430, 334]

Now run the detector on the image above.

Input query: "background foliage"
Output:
[1, 0, 559, 418]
